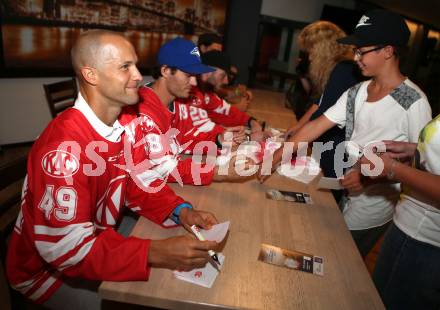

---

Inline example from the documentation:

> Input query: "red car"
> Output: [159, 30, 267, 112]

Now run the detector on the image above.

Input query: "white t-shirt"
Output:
[324, 79, 432, 230]
[394, 114, 440, 247]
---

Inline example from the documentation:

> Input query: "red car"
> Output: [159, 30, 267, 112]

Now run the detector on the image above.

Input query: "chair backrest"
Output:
[0, 150, 28, 261]
[43, 78, 78, 118]
[0, 149, 29, 310]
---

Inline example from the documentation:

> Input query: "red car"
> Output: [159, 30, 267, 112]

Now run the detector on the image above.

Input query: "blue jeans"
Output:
[373, 223, 440, 309]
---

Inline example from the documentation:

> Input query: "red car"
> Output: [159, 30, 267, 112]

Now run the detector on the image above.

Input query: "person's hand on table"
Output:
[340, 168, 363, 194]
[218, 126, 246, 147]
[149, 208, 219, 271]
[179, 207, 218, 231]
[149, 235, 219, 271]
[213, 153, 257, 182]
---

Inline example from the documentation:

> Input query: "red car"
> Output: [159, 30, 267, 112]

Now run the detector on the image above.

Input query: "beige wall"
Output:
[0, 77, 59, 145]
[0, 76, 151, 145]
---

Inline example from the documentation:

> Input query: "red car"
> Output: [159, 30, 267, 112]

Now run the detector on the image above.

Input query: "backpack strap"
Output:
[345, 83, 362, 141]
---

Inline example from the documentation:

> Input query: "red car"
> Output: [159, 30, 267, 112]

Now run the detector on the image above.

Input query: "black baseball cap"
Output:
[337, 9, 410, 47]
[201, 51, 231, 73]
[198, 33, 222, 46]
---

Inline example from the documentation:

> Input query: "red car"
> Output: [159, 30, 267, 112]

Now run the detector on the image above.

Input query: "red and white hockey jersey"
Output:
[6, 94, 177, 304]
[119, 86, 220, 189]
[171, 100, 225, 155]
[182, 86, 251, 127]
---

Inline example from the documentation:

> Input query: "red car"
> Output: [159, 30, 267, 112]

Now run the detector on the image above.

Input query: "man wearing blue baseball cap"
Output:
[119, 38, 251, 223]
[157, 37, 214, 76]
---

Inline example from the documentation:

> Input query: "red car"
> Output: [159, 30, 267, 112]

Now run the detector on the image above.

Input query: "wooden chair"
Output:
[43, 78, 78, 118]
[0, 151, 29, 310]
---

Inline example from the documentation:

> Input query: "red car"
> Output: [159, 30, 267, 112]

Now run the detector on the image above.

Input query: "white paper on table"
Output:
[199, 221, 230, 243]
[174, 253, 225, 288]
[173, 221, 230, 288]
[277, 156, 321, 184]
[317, 176, 344, 190]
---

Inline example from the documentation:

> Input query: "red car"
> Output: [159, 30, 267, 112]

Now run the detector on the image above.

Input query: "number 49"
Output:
[38, 185, 77, 221]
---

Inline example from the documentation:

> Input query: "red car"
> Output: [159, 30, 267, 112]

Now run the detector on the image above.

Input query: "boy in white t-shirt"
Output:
[259, 10, 432, 257]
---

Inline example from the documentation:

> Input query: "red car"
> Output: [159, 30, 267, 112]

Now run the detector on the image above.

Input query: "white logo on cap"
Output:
[190, 47, 200, 58]
[356, 15, 372, 28]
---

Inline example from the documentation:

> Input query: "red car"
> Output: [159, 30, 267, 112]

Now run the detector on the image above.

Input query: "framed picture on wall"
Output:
[0, 0, 229, 77]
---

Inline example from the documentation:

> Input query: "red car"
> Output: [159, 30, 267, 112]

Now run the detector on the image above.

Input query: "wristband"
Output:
[387, 160, 398, 180]
[170, 203, 193, 224]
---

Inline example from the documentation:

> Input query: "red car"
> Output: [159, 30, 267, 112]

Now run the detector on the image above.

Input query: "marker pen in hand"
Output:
[190, 225, 221, 265]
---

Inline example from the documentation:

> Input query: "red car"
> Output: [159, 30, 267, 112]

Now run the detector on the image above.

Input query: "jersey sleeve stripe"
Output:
[28, 274, 58, 301]
[12, 273, 44, 293]
[58, 239, 96, 270]
[34, 224, 94, 263]
[34, 222, 93, 236]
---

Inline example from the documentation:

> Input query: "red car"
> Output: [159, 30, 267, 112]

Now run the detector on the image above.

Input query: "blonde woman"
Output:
[287, 21, 360, 199]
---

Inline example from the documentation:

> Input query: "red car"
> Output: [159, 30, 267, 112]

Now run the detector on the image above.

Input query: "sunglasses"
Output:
[353, 46, 384, 58]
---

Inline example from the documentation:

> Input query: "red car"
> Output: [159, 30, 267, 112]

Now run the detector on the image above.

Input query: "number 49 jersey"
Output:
[7, 101, 175, 303]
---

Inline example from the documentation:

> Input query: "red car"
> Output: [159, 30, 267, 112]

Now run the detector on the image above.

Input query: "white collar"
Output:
[73, 92, 124, 142]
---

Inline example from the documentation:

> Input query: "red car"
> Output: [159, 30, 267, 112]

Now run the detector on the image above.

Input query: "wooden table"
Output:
[246, 89, 296, 130]
[99, 173, 384, 309]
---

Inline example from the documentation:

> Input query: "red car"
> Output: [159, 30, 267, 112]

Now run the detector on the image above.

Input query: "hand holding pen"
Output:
[190, 225, 221, 265]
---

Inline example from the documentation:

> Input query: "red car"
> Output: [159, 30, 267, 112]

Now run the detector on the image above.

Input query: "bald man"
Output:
[6, 30, 219, 309]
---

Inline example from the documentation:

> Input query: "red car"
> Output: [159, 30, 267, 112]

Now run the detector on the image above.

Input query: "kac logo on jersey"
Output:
[190, 47, 201, 58]
[140, 115, 156, 134]
[42, 150, 79, 178]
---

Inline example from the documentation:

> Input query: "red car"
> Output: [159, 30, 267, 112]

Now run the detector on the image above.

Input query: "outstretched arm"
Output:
[285, 103, 319, 139]
[258, 115, 336, 182]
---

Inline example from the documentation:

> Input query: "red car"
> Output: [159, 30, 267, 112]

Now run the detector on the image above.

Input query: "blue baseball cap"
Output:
[157, 37, 215, 74]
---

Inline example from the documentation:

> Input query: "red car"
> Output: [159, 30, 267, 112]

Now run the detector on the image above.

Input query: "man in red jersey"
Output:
[197, 33, 253, 111]
[6, 30, 219, 309]
[119, 38, 254, 193]
[184, 50, 265, 141]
